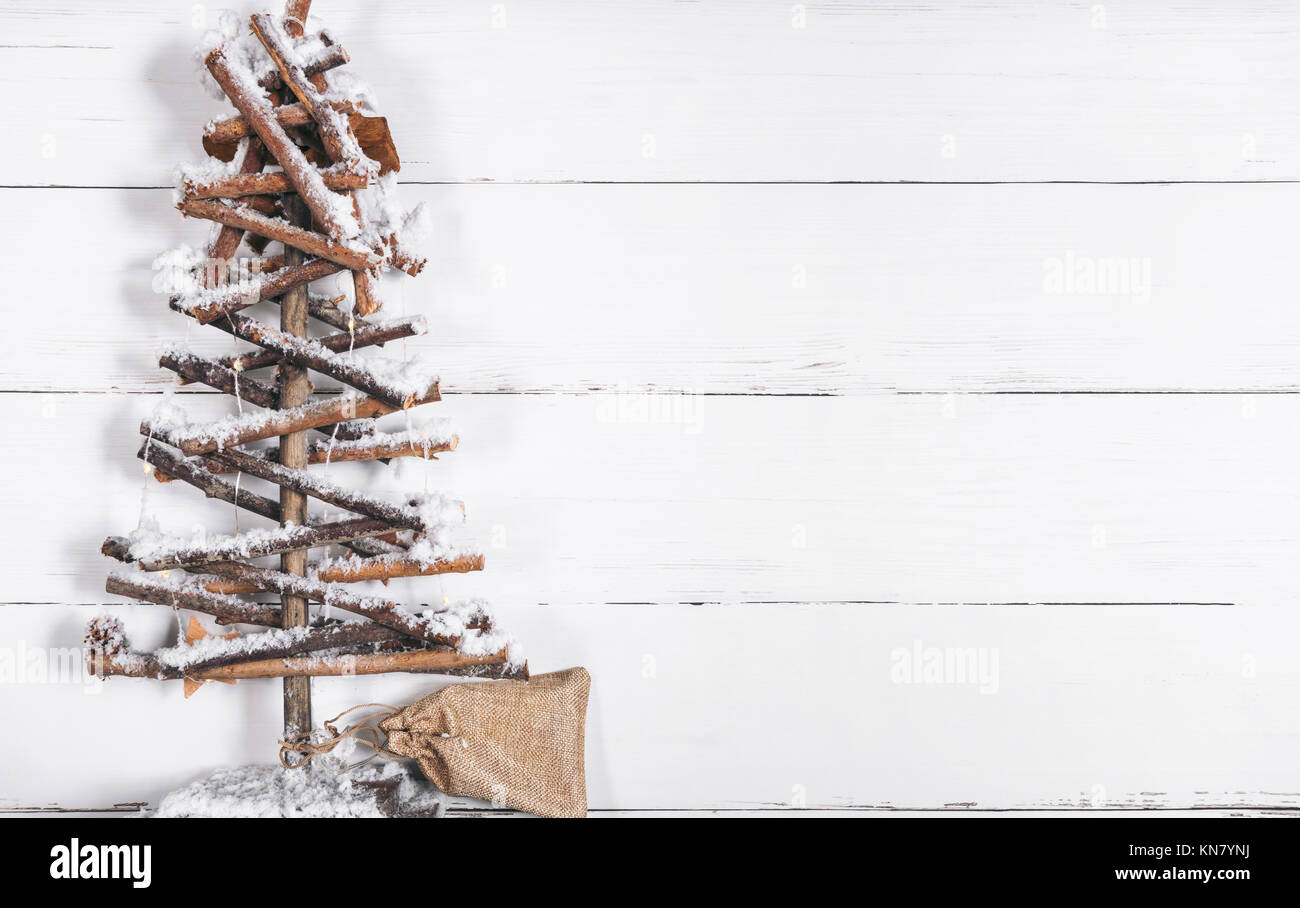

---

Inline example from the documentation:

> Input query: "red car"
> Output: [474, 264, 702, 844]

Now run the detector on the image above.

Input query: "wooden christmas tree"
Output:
[89, 1, 524, 750]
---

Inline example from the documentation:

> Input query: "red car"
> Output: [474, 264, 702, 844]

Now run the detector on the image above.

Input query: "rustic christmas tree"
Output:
[88, 1, 525, 767]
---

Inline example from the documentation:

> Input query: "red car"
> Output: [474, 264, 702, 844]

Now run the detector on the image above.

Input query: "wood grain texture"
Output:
[4, 184, 1300, 395]
[1, 0, 1297, 186]
[0, 0, 1296, 814]
[9, 392, 1300, 608]
[0, 601, 1296, 810]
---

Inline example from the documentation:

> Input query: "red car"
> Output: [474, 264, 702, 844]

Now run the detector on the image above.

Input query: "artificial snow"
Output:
[154, 755, 443, 818]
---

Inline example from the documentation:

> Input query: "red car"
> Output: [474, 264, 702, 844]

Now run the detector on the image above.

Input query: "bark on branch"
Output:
[201, 561, 458, 646]
[143, 390, 429, 455]
[315, 553, 485, 583]
[179, 200, 379, 273]
[204, 46, 357, 239]
[105, 572, 282, 626]
[136, 442, 404, 559]
[90, 646, 523, 681]
[215, 312, 425, 375]
[185, 167, 368, 199]
[102, 516, 396, 571]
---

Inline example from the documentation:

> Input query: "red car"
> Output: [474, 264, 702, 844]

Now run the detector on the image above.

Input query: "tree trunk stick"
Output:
[279, 192, 313, 740]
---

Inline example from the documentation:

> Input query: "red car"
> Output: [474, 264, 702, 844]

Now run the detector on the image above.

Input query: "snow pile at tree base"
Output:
[155, 758, 443, 818]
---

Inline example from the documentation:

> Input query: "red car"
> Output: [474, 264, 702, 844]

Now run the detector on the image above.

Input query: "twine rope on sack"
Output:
[278, 702, 403, 770]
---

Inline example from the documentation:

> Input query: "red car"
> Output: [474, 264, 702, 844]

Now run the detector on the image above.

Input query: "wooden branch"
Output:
[91, 647, 522, 681]
[160, 348, 280, 409]
[202, 446, 430, 532]
[185, 257, 344, 323]
[306, 293, 371, 334]
[136, 442, 402, 560]
[204, 46, 357, 239]
[250, 13, 357, 165]
[179, 200, 379, 272]
[158, 349, 375, 444]
[352, 268, 381, 317]
[103, 516, 396, 572]
[208, 139, 267, 266]
[143, 390, 431, 454]
[159, 433, 454, 480]
[201, 562, 459, 646]
[315, 553, 485, 583]
[184, 167, 368, 199]
[139, 439, 279, 520]
[284, 0, 313, 37]
[192, 310, 435, 410]
[242, 194, 281, 217]
[203, 100, 356, 147]
[106, 572, 282, 626]
[162, 621, 410, 675]
[386, 239, 426, 277]
[214, 312, 425, 375]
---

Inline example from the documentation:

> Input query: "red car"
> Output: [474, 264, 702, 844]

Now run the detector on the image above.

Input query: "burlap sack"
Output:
[379, 667, 590, 818]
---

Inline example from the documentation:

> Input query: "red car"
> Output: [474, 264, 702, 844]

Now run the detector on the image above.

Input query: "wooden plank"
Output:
[1, 601, 1296, 810]
[9, 391, 1300, 607]
[0, 0, 1296, 185]
[4, 184, 1300, 395]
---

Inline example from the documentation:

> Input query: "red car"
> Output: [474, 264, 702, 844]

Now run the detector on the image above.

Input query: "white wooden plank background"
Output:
[8, 184, 1300, 395]
[0, 0, 1297, 815]
[2, 1, 1299, 185]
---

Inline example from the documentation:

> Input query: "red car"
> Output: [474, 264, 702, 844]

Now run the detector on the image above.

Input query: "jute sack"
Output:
[379, 667, 591, 818]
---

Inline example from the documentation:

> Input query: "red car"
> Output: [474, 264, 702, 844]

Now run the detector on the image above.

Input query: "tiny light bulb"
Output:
[143, 463, 154, 475]
[347, 318, 355, 332]
[161, 570, 170, 579]
[232, 360, 243, 372]
[443, 596, 450, 606]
